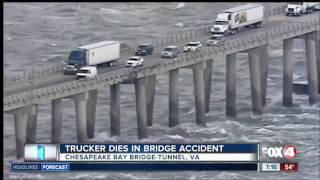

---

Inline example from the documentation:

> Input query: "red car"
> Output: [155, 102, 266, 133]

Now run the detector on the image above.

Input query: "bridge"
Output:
[3, 5, 320, 159]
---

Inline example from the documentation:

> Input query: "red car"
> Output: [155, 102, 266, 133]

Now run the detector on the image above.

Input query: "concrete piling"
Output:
[74, 92, 89, 142]
[305, 32, 319, 104]
[145, 75, 156, 127]
[204, 59, 213, 113]
[134, 77, 148, 139]
[283, 38, 294, 106]
[169, 69, 180, 127]
[193, 62, 206, 126]
[87, 89, 98, 138]
[27, 105, 38, 143]
[260, 45, 270, 106]
[248, 48, 263, 114]
[51, 99, 62, 143]
[226, 54, 237, 117]
[13, 107, 28, 159]
[316, 30, 320, 93]
[110, 84, 121, 137]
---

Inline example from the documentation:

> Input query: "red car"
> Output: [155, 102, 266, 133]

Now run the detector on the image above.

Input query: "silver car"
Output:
[206, 34, 225, 46]
[161, 46, 180, 58]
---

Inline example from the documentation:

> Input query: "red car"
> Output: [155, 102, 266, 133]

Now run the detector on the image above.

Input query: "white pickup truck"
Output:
[76, 66, 97, 80]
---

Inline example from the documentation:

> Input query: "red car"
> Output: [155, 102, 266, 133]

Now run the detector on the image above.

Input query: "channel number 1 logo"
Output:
[37, 145, 45, 160]
[262, 146, 296, 159]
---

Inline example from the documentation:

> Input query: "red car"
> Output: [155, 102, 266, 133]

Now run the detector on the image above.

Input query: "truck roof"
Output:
[223, 3, 262, 13]
[79, 41, 119, 50]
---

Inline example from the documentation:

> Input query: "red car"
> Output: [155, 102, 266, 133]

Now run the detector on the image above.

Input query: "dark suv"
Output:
[135, 44, 154, 56]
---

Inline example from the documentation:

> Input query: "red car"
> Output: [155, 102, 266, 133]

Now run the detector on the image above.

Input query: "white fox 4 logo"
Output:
[262, 146, 296, 159]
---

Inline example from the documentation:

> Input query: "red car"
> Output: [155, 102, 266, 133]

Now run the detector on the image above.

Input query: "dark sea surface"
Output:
[3, 3, 320, 180]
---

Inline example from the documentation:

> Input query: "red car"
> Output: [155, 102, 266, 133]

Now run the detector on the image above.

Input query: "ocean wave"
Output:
[100, 8, 122, 15]
[163, 134, 185, 140]
[293, 48, 305, 52]
[175, 22, 184, 27]
[24, 5, 44, 10]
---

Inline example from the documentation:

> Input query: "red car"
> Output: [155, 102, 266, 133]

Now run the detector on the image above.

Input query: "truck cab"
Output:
[211, 13, 230, 35]
[286, 2, 320, 16]
[63, 49, 87, 75]
[286, 2, 305, 16]
[76, 66, 97, 80]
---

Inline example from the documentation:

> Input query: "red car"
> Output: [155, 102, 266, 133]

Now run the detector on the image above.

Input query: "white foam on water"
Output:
[293, 73, 304, 79]
[25, 5, 44, 10]
[163, 134, 186, 140]
[40, 55, 61, 62]
[293, 48, 305, 52]
[174, 3, 185, 9]
[100, 8, 122, 15]
[299, 103, 320, 111]
[219, 128, 227, 134]
[9, 174, 46, 179]
[175, 22, 184, 27]
[271, 49, 282, 55]
[69, 174, 92, 179]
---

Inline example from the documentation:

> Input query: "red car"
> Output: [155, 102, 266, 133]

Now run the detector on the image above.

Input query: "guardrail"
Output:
[266, 4, 286, 17]
[3, 4, 290, 87]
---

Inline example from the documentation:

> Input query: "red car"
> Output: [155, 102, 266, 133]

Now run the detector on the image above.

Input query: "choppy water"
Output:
[3, 3, 320, 180]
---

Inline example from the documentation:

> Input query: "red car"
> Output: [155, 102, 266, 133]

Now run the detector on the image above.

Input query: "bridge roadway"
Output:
[5, 12, 318, 98]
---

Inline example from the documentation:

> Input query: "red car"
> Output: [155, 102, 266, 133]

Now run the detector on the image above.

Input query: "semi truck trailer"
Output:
[285, 2, 320, 16]
[211, 4, 264, 35]
[63, 40, 120, 75]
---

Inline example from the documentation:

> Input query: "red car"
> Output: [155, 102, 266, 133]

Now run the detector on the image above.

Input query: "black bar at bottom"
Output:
[70, 163, 258, 171]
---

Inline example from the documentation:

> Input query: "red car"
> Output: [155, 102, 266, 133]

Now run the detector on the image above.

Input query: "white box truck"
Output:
[63, 40, 120, 75]
[285, 2, 320, 16]
[211, 4, 264, 35]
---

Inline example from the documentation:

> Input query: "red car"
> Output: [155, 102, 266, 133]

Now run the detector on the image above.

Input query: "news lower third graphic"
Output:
[11, 143, 298, 172]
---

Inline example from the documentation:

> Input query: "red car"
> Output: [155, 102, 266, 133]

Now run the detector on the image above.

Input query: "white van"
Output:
[76, 66, 97, 80]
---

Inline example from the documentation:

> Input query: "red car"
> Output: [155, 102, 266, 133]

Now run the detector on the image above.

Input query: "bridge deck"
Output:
[3, 11, 320, 112]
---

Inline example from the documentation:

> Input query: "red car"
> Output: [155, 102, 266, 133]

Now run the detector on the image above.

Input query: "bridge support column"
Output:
[169, 69, 179, 127]
[193, 62, 206, 126]
[283, 38, 294, 106]
[145, 75, 156, 126]
[316, 30, 320, 93]
[27, 105, 38, 143]
[52, 99, 62, 143]
[134, 77, 148, 139]
[110, 84, 120, 137]
[249, 48, 263, 114]
[305, 32, 319, 104]
[74, 92, 89, 142]
[226, 54, 237, 117]
[260, 45, 270, 106]
[87, 89, 97, 138]
[13, 107, 28, 159]
[204, 59, 213, 113]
